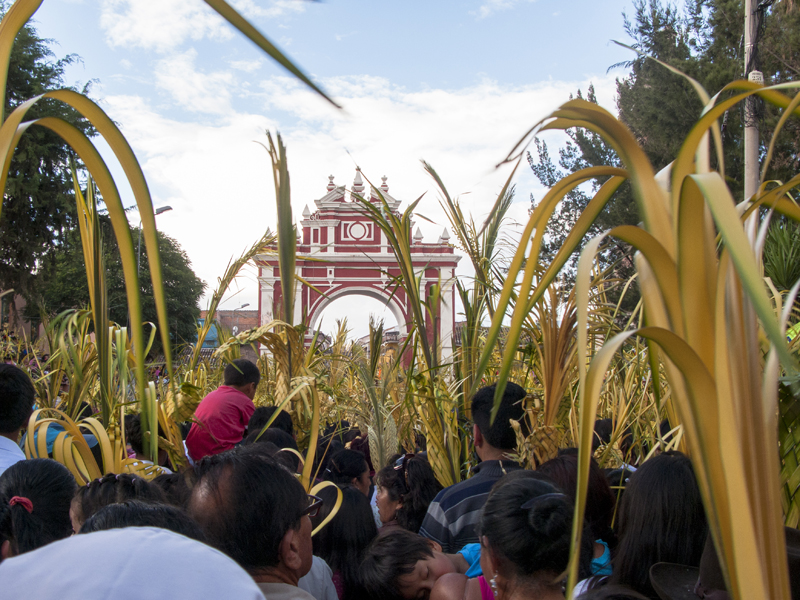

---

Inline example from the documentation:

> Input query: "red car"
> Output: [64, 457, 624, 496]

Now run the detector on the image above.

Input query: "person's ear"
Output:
[1, 539, 12, 560]
[473, 424, 483, 448]
[279, 527, 304, 574]
[425, 538, 443, 553]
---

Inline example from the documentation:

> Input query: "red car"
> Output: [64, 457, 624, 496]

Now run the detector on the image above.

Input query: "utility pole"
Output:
[744, 0, 763, 239]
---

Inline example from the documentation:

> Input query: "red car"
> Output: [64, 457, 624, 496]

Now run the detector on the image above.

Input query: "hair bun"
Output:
[524, 492, 571, 540]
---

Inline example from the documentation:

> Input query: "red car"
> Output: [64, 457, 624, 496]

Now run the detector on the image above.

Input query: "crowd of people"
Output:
[1, 359, 799, 599]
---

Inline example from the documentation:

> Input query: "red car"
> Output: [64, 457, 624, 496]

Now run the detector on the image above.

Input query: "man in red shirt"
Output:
[186, 359, 259, 462]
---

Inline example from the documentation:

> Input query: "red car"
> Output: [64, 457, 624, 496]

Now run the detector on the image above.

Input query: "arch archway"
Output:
[256, 170, 461, 362]
[308, 285, 407, 337]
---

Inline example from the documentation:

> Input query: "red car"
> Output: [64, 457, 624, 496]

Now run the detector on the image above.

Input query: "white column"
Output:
[327, 226, 335, 252]
[293, 267, 303, 325]
[259, 278, 275, 355]
[259, 278, 275, 325]
[440, 275, 455, 366]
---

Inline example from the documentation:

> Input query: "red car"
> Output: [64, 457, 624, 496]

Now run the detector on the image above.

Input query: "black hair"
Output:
[125, 413, 165, 457]
[258, 427, 298, 452]
[151, 472, 195, 510]
[537, 453, 616, 547]
[312, 486, 377, 600]
[491, 469, 554, 486]
[188, 451, 308, 571]
[178, 421, 191, 440]
[313, 437, 344, 478]
[322, 420, 350, 442]
[471, 382, 527, 450]
[248, 406, 294, 437]
[324, 450, 368, 486]
[243, 429, 300, 471]
[605, 466, 636, 505]
[79, 499, 206, 541]
[607, 451, 707, 599]
[347, 435, 374, 473]
[593, 419, 613, 452]
[376, 455, 442, 534]
[70, 473, 167, 529]
[223, 359, 260, 387]
[0, 364, 35, 434]
[480, 476, 576, 582]
[359, 529, 435, 600]
[240, 440, 300, 473]
[0, 458, 77, 556]
[75, 402, 93, 421]
[343, 428, 362, 445]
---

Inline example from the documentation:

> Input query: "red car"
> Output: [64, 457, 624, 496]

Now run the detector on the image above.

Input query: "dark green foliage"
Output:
[779, 375, 800, 527]
[528, 86, 640, 313]
[529, 0, 800, 321]
[0, 12, 94, 296]
[36, 218, 206, 352]
[616, 1, 708, 170]
[764, 219, 800, 294]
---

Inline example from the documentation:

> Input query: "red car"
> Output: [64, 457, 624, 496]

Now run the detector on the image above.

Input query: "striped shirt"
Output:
[418, 460, 521, 553]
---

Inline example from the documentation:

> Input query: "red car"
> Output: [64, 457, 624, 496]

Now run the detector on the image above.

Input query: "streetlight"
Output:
[137, 205, 173, 277]
[233, 302, 250, 334]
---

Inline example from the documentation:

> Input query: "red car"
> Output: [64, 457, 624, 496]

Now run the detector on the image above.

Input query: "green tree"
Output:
[37, 218, 206, 352]
[0, 8, 94, 297]
[529, 0, 800, 318]
[528, 86, 640, 313]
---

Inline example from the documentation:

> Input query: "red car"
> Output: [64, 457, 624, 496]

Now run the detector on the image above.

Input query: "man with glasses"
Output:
[189, 451, 318, 599]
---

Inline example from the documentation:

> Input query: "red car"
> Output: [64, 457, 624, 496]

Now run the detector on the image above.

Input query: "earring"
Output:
[490, 573, 499, 598]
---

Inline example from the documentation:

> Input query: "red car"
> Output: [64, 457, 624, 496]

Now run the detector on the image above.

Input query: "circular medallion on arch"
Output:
[348, 221, 368, 240]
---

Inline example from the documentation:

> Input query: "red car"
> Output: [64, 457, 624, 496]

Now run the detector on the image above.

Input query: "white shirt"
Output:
[257, 582, 315, 600]
[0, 434, 25, 478]
[298, 556, 338, 600]
[0, 527, 266, 600]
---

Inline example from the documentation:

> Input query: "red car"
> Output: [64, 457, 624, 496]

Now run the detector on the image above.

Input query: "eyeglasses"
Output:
[301, 494, 323, 519]
[393, 453, 415, 489]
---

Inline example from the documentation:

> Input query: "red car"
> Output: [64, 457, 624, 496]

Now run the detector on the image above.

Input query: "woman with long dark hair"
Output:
[603, 451, 707, 599]
[538, 452, 616, 575]
[376, 453, 442, 534]
[323, 449, 371, 497]
[312, 485, 378, 600]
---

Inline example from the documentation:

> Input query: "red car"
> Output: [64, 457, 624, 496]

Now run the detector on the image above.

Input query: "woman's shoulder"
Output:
[431, 573, 484, 600]
[431, 573, 469, 600]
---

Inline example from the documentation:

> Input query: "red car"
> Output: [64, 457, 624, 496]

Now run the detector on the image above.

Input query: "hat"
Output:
[0, 527, 265, 600]
[650, 527, 800, 600]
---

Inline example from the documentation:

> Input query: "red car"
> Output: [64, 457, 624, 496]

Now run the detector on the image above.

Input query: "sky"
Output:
[30, 0, 638, 338]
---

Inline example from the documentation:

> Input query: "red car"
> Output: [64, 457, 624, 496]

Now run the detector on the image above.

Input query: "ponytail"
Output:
[0, 459, 76, 556]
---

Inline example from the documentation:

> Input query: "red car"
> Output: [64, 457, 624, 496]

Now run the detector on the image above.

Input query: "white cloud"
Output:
[99, 72, 618, 336]
[99, 0, 304, 52]
[154, 49, 235, 114]
[230, 0, 305, 19]
[230, 59, 264, 72]
[100, 0, 232, 52]
[473, 0, 537, 19]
